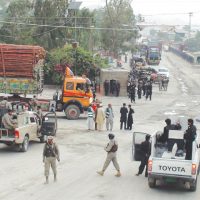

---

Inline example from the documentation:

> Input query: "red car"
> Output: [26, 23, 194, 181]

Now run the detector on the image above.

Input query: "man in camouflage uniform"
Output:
[97, 134, 121, 177]
[2, 109, 17, 129]
[43, 136, 60, 184]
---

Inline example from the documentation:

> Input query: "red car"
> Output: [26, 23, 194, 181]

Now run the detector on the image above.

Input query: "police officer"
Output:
[97, 133, 121, 177]
[184, 119, 197, 160]
[104, 80, 110, 96]
[2, 109, 17, 129]
[43, 136, 60, 184]
[146, 82, 152, 101]
[120, 103, 128, 130]
[136, 134, 151, 177]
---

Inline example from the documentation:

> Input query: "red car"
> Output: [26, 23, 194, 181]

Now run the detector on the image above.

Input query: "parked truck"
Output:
[0, 44, 93, 120]
[53, 67, 93, 120]
[132, 117, 200, 191]
[145, 41, 162, 65]
[0, 44, 45, 94]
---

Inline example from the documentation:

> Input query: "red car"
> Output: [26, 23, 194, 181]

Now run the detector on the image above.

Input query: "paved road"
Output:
[0, 52, 200, 200]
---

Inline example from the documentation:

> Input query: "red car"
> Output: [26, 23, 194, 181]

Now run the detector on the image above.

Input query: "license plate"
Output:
[165, 177, 176, 183]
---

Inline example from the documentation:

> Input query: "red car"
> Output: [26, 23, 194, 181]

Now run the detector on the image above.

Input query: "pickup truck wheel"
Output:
[65, 105, 80, 120]
[20, 136, 29, 152]
[148, 178, 156, 188]
[40, 135, 47, 143]
[190, 180, 197, 191]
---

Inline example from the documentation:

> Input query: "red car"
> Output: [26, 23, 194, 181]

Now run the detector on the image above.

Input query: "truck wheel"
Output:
[190, 179, 197, 191]
[148, 178, 156, 188]
[40, 135, 46, 143]
[65, 105, 80, 120]
[20, 136, 29, 152]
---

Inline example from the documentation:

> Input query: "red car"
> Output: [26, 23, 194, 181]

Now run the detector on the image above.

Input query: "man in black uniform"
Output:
[104, 80, 110, 96]
[136, 134, 151, 177]
[130, 84, 136, 103]
[184, 119, 197, 160]
[127, 105, 134, 130]
[120, 103, 128, 130]
[146, 82, 152, 101]
[159, 118, 172, 143]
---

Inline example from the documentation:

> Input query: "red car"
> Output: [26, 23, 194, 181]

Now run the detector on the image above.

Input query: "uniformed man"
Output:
[120, 103, 128, 130]
[37, 106, 43, 119]
[97, 134, 121, 177]
[2, 109, 17, 129]
[0, 97, 12, 121]
[43, 136, 60, 184]
[31, 95, 37, 111]
[136, 134, 151, 177]
[0, 97, 12, 110]
[184, 119, 197, 160]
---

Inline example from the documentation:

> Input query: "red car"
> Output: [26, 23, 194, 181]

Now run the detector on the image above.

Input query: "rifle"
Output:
[46, 143, 60, 162]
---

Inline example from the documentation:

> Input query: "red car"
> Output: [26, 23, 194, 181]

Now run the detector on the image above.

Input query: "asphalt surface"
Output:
[0, 52, 200, 200]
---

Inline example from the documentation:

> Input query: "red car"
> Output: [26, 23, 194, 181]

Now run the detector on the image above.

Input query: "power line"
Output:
[140, 11, 200, 17]
[0, 20, 138, 31]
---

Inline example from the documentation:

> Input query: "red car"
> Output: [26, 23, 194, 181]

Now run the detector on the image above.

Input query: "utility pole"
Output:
[189, 12, 193, 38]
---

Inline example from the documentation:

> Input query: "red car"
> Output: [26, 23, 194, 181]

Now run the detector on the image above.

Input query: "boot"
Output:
[115, 170, 121, 177]
[97, 170, 104, 176]
[54, 174, 57, 182]
[45, 176, 49, 184]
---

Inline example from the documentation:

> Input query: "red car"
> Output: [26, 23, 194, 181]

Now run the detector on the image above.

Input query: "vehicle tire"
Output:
[190, 179, 197, 191]
[65, 105, 80, 120]
[40, 135, 46, 143]
[148, 178, 156, 188]
[20, 136, 29, 152]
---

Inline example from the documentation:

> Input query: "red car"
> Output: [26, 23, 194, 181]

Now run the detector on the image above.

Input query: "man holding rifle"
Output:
[43, 136, 60, 184]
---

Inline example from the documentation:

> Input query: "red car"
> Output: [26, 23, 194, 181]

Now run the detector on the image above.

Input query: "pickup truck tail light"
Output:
[148, 160, 153, 172]
[191, 164, 196, 175]
[15, 130, 20, 139]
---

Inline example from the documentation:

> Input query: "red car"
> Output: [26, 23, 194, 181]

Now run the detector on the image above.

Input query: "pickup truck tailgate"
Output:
[151, 158, 192, 177]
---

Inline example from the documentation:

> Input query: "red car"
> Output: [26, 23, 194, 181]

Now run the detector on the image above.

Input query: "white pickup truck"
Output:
[132, 118, 200, 191]
[0, 111, 42, 152]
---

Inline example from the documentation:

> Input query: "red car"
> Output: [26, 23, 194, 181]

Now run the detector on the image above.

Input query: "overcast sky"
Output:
[80, 0, 200, 26]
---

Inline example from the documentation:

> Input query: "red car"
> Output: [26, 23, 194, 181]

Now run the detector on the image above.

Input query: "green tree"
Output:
[44, 45, 107, 84]
[33, 0, 69, 50]
[100, 0, 137, 57]
[0, 0, 34, 44]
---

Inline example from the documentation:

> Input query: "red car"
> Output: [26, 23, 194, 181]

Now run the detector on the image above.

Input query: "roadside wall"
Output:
[100, 68, 129, 96]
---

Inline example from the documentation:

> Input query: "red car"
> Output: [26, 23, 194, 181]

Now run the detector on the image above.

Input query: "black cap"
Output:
[188, 118, 193, 124]
[165, 118, 171, 125]
[108, 133, 115, 140]
[146, 134, 150, 140]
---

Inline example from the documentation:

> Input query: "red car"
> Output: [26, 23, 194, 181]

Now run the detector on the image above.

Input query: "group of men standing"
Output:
[87, 101, 114, 131]
[87, 101, 135, 131]
[104, 80, 120, 97]
[120, 103, 134, 130]
[127, 79, 153, 103]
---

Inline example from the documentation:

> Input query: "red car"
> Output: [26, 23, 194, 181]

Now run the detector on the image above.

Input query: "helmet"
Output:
[145, 134, 150, 141]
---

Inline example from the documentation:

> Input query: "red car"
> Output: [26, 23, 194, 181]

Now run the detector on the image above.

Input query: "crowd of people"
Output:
[104, 80, 120, 97]
[87, 100, 135, 132]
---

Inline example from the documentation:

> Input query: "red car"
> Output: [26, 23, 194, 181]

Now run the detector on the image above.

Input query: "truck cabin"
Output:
[63, 77, 93, 96]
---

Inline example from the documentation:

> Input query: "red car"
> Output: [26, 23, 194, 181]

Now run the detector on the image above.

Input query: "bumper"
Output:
[0, 137, 23, 144]
[148, 173, 196, 183]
